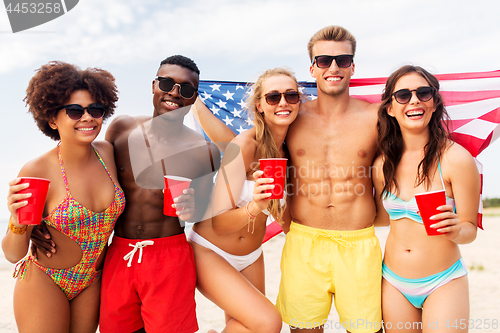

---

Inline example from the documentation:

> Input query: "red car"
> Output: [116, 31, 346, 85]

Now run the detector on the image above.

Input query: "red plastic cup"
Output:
[259, 158, 287, 200]
[164, 176, 192, 217]
[16, 177, 50, 225]
[415, 190, 446, 236]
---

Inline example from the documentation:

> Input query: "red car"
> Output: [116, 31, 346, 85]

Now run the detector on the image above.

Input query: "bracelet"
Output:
[244, 202, 257, 219]
[244, 202, 256, 234]
[9, 217, 27, 235]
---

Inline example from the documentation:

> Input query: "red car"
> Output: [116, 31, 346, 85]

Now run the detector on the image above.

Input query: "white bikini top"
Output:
[236, 179, 286, 216]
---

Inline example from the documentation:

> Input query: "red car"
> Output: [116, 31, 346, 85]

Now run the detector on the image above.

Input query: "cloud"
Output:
[1, 0, 499, 77]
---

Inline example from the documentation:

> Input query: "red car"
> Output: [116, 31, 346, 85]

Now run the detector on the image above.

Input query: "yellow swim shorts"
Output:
[276, 222, 382, 333]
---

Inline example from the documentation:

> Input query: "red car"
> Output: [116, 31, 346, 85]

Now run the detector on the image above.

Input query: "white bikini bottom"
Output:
[188, 230, 263, 272]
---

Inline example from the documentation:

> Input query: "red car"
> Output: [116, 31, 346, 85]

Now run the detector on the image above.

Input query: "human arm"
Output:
[428, 143, 480, 244]
[191, 97, 236, 153]
[105, 115, 127, 145]
[211, 134, 272, 235]
[372, 156, 390, 227]
[173, 188, 195, 222]
[30, 222, 55, 258]
[280, 194, 292, 234]
[2, 178, 35, 263]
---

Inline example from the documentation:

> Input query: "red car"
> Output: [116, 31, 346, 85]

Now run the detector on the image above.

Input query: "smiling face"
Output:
[256, 75, 300, 128]
[387, 73, 437, 132]
[49, 89, 102, 144]
[152, 64, 199, 117]
[309, 40, 354, 97]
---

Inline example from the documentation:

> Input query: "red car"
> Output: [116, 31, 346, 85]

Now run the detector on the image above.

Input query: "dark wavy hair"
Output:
[24, 61, 118, 141]
[377, 65, 450, 196]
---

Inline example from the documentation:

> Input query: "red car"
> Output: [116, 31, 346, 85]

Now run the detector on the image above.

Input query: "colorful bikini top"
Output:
[46, 144, 126, 249]
[45, 145, 125, 282]
[382, 161, 455, 224]
[237, 179, 286, 216]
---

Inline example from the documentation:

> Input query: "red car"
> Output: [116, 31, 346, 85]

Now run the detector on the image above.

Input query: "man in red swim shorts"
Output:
[99, 55, 220, 333]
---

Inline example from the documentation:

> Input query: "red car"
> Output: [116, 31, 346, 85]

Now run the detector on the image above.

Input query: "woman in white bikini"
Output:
[188, 67, 300, 332]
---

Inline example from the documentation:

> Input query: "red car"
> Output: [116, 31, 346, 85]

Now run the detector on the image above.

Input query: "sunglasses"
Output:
[156, 76, 198, 99]
[57, 103, 105, 121]
[312, 54, 354, 68]
[263, 91, 300, 106]
[392, 87, 436, 104]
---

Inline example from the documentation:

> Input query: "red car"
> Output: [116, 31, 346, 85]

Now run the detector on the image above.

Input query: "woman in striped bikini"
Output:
[2, 61, 124, 333]
[372, 65, 481, 332]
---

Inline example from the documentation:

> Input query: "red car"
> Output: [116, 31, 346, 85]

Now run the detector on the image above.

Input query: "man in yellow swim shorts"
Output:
[278, 25, 382, 333]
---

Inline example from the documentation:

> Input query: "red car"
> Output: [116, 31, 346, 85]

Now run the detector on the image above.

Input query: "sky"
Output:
[0, 0, 499, 219]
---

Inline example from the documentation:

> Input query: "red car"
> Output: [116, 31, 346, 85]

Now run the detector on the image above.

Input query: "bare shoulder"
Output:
[92, 140, 115, 161]
[228, 128, 257, 162]
[233, 128, 257, 153]
[442, 141, 476, 167]
[17, 147, 58, 178]
[297, 99, 316, 116]
[441, 141, 479, 180]
[92, 140, 119, 175]
[105, 114, 150, 142]
[92, 140, 114, 154]
[351, 97, 379, 115]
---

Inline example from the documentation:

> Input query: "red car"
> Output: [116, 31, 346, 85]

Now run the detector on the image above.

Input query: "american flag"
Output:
[196, 70, 500, 235]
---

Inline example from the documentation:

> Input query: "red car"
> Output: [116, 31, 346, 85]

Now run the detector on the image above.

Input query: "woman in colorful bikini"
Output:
[2, 61, 124, 333]
[373, 65, 481, 332]
[188, 67, 299, 332]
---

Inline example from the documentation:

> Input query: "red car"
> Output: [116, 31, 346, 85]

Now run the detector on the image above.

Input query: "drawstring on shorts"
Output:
[312, 231, 353, 248]
[123, 240, 155, 267]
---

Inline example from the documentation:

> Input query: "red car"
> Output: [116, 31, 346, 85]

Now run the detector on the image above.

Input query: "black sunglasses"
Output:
[392, 87, 436, 104]
[57, 103, 105, 121]
[156, 76, 198, 99]
[263, 91, 300, 106]
[312, 54, 354, 68]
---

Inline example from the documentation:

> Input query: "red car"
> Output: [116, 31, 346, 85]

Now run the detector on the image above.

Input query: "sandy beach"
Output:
[1, 214, 499, 333]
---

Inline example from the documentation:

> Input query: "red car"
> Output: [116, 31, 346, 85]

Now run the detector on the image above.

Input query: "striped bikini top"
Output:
[44, 144, 126, 267]
[382, 161, 455, 224]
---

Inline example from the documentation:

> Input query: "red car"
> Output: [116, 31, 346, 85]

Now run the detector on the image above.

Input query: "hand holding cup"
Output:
[172, 188, 195, 221]
[8, 177, 50, 226]
[252, 170, 274, 212]
[163, 176, 192, 217]
[428, 204, 462, 240]
[7, 178, 31, 225]
[258, 158, 287, 200]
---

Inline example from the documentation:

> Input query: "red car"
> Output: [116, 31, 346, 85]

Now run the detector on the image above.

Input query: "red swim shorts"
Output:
[99, 233, 198, 333]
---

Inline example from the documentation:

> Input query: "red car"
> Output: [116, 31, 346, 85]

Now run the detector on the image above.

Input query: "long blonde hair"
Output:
[246, 67, 299, 221]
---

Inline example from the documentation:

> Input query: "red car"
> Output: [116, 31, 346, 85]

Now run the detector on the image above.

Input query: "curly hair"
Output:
[24, 61, 118, 140]
[158, 55, 200, 76]
[377, 65, 451, 196]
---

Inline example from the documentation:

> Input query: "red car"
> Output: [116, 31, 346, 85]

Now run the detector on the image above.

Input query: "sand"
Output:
[1, 215, 499, 332]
